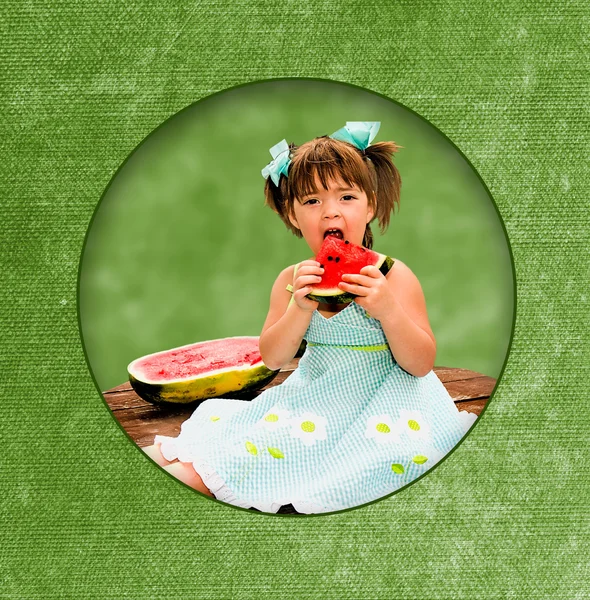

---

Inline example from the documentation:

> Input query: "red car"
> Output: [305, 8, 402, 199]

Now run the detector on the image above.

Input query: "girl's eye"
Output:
[342, 195, 356, 201]
[303, 199, 319, 205]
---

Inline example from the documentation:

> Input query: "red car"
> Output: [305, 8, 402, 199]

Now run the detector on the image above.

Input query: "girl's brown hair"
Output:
[264, 136, 401, 249]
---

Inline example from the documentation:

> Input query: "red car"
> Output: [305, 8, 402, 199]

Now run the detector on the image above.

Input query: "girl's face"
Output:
[288, 175, 375, 255]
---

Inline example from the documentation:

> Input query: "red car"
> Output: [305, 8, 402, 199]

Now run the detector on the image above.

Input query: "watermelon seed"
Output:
[320, 264, 324, 269]
[335, 256, 340, 263]
[328, 256, 333, 261]
[345, 240, 349, 244]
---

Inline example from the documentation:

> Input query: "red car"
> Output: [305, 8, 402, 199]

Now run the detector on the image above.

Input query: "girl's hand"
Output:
[338, 265, 396, 321]
[291, 260, 323, 312]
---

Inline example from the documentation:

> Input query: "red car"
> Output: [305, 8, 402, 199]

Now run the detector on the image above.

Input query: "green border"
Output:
[5, 3, 587, 595]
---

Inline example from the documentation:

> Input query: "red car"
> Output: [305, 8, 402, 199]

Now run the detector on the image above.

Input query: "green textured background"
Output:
[79, 79, 513, 392]
[2, 2, 588, 598]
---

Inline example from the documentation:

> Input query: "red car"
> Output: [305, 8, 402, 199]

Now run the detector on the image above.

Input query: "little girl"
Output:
[143, 122, 477, 514]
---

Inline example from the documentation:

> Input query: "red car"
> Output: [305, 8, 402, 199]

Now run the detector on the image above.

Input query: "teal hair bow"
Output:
[261, 139, 291, 186]
[329, 121, 380, 150]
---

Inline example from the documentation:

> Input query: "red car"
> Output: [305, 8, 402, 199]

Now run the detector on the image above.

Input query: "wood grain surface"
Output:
[104, 360, 495, 448]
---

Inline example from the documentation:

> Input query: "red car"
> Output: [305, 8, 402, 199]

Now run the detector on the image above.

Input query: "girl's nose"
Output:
[322, 200, 341, 219]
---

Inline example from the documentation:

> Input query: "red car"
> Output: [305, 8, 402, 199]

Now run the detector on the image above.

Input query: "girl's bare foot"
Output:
[142, 443, 177, 467]
[163, 462, 214, 497]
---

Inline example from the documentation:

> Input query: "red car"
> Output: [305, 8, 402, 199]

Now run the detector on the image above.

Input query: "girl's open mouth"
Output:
[324, 228, 344, 239]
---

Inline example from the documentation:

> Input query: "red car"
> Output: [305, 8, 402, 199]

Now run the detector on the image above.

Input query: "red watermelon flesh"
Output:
[307, 236, 394, 304]
[129, 336, 265, 383]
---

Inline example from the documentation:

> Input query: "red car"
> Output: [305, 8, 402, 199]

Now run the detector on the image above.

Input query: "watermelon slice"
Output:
[127, 336, 278, 405]
[307, 237, 394, 304]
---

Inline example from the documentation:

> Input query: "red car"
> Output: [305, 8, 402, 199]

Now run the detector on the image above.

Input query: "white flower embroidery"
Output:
[290, 412, 328, 446]
[396, 409, 431, 441]
[365, 415, 402, 445]
[255, 408, 292, 431]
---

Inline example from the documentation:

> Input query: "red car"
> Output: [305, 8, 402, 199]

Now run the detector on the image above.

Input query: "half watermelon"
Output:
[307, 236, 394, 304]
[127, 336, 279, 405]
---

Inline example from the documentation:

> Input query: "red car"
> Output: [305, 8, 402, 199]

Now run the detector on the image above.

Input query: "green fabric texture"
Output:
[2, 2, 588, 598]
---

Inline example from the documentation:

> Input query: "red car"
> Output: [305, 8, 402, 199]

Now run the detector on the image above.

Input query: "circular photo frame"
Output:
[79, 79, 515, 516]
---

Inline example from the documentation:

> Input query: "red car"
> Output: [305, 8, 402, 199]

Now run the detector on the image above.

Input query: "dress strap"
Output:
[286, 263, 300, 308]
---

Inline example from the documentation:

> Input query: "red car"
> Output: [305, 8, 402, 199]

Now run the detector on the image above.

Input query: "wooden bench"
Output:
[104, 359, 495, 447]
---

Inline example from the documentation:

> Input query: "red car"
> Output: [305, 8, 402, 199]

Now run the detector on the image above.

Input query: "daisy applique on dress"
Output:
[395, 409, 431, 441]
[255, 408, 292, 431]
[290, 412, 328, 446]
[365, 415, 402, 445]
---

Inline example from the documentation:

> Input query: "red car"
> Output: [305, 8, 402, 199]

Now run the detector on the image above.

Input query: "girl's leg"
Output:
[142, 442, 177, 467]
[143, 442, 214, 497]
[163, 462, 214, 497]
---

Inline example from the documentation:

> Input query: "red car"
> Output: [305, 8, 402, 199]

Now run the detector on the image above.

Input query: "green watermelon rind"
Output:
[129, 364, 279, 405]
[307, 255, 394, 305]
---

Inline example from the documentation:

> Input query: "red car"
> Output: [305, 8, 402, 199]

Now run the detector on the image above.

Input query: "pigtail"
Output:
[263, 177, 284, 215]
[363, 141, 402, 235]
[362, 225, 374, 249]
[263, 143, 302, 239]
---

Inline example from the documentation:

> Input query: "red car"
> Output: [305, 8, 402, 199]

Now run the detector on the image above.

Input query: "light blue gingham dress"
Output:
[156, 293, 477, 514]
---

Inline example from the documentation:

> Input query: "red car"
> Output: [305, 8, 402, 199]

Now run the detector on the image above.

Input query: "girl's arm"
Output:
[378, 262, 437, 377]
[259, 261, 323, 371]
[339, 260, 437, 377]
